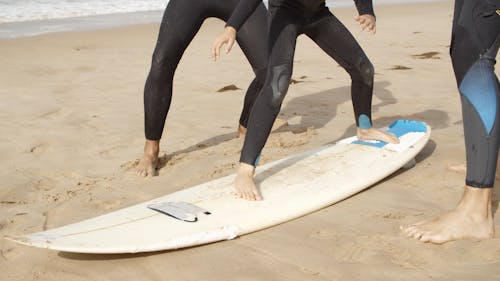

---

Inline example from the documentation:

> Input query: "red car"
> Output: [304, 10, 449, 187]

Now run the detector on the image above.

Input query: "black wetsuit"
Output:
[226, 0, 377, 166]
[451, 0, 500, 188]
[144, 0, 268, 141]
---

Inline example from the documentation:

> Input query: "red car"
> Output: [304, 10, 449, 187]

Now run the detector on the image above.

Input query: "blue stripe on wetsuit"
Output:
[459, 58, 498, 135]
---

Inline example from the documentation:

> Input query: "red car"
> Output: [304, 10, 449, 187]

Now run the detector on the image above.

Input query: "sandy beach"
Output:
[1, 1, 500, 280]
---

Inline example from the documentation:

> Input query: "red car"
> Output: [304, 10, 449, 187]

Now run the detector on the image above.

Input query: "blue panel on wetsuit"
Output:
[352, 119, 427, 148]
[459, 59, 498, 135]
[358, 114, 372, 129]
[254, 155, 261, 166]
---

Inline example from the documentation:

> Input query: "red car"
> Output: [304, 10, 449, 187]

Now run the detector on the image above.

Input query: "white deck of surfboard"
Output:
[6, 121, 431, 254]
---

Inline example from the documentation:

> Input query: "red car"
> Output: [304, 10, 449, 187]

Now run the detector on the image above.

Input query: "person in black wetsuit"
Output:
[403, 0, 500, 244]
[136, 0, 268, 177]
[212, 0, 399, 200]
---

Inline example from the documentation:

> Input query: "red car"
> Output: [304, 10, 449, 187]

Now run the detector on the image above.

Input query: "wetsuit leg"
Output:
[144, 0, 268, 140]
[451, 0, 500, 187]
[144, 0, 205, 140]
[304, 11, 374, 129]
[240, 7, 299, 165]
[232, 3, 269, 128]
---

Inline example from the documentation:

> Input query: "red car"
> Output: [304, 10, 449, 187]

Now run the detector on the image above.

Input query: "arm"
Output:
[226, 0, 262, 31]
[354, 0, 375, 17]
[353, 0, 376, 34]
[211, 0, 262, 60]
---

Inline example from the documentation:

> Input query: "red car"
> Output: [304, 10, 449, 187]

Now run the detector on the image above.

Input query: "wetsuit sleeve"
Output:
[225, 0, 262, 31]
[354, 0, 375, 16]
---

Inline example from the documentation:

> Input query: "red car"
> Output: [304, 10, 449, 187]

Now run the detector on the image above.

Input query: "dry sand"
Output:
[1, 1, 500, 280]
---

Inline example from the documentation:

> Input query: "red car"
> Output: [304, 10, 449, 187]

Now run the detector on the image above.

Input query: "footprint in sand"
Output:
[336, 241, 365, 262]
[267, 127, 315, 149]
[205, 162, 237, 179]
[337, 238, 396, 264]
[121, 159, 140, 171]
[379, 212, 406, 220]
[299, 267, 320, 276]
[411, 51, 441, 59]
[100, 145, 127, 158]
[34, 178, 55, 192]
[0, 247, 17, 261]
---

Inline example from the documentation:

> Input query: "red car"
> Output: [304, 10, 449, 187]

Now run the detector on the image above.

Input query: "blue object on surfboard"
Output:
[353, 119, 427, 148]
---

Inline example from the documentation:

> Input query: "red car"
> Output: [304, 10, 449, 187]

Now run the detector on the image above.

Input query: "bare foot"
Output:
[357, 127, 400, 144]
[234, 163, 262, 201]
[136, 140, 159, 177]
[238, 124, 247, 138]
[402, 186, 494, 244]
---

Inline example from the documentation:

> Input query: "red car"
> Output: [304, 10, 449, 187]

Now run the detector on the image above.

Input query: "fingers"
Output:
[355, 15, 376, 35]
[211, 38, 225, 61]
[226, 37, 235, 54]
[212, 26, 236, 60]
[366, 21, 376, 34]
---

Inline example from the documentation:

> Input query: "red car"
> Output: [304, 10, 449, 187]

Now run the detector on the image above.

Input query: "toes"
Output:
[147, 167, 155, 177]
[420, 231, 449, 244]
[137, 169, 147, 177]
[411, 230, 425, 240]
[236, 189, 261, 201]
[234, 190, 244, 199]
[247, 190, 257, 201]
[402, 225, 418, 236]
[246, 192, 255, 201]
[254, 193, 263, 201]
[389, 133, 400, 144]
[403, 225, 427, 240]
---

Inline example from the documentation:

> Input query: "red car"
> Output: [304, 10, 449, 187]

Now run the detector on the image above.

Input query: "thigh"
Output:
[304, 12, 367, 69]
[451, 0, 500, 82]
[266, 7, 299, 69]
[152, 0, 207, 62]
[235, 2, 269, 71]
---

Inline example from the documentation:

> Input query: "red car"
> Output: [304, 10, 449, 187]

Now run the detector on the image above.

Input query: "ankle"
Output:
[458, 186, 493, 219]
[238, 162, 255, 176]
[144, 139, 160, 156]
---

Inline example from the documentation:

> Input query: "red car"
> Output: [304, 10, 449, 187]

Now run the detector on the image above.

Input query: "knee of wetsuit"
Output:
[269, 64, 292, 109]
[254, 67, 268, 87]
[358, 59, 374, 87]
[150, 51, 176, 77]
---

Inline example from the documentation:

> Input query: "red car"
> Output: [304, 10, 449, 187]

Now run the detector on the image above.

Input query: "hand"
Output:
[355, 14, 376, 34]
[211, 26, 237, 61]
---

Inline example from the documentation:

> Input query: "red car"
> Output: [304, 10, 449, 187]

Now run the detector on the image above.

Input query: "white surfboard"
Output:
[6, 119, 431, 254]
